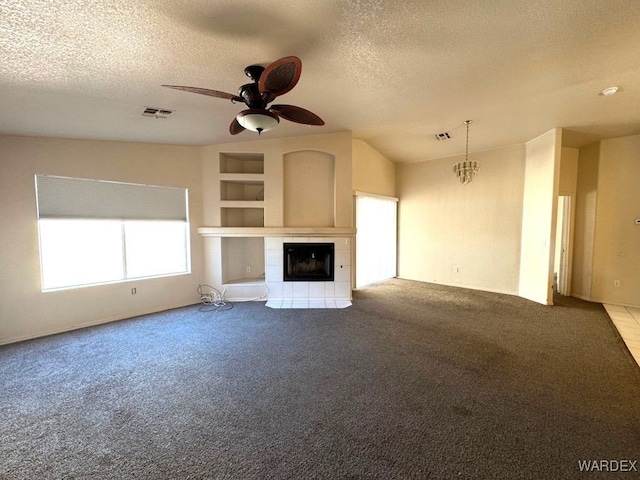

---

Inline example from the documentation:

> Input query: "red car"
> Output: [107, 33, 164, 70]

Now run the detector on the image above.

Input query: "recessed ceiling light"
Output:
[601, 86, 619, 96]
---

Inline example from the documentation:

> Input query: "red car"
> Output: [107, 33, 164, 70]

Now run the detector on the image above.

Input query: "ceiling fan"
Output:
[163, 56, 324, 135]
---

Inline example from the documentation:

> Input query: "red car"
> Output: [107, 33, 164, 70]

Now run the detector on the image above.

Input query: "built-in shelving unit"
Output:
[218, 153, 266, 286]
[219, 153, 265, 228]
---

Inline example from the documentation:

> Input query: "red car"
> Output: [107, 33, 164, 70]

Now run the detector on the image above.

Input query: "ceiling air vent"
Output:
[434, 132, 451, 140]
[142, 107, 173, 118]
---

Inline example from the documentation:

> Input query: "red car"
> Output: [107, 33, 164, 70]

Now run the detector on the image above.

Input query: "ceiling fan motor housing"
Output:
[239, 82, 273, 109]
[244, 65, 265, 82]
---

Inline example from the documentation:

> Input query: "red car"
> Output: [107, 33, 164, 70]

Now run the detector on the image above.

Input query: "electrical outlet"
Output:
[131, 287, 137, 294]
[613, 280, 620, 287]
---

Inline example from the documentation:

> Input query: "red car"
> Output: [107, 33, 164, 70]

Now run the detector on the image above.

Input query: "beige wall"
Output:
[284, 150, 335, 227]
[572, 142, 600, 300]
[396, 144, 525, 295]
[559, 147, 579, 195]
[572, 135, 640, 307]
[518, 129, 561, 305]
[0, 135, 204, 344]
[591, 135, 640, 307]
[555, 147, 579, 294]
[352, 139, 396, 197]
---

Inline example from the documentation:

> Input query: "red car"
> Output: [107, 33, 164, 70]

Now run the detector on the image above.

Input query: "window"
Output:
[355, 193, 398, 288]
[35, 175, 190, 291]
[124, 221, 188, 279]
[39, 219, 124, 289]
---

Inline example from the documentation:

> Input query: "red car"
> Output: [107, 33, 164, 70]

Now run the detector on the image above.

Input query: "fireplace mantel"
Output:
[198, 227, 356, 238]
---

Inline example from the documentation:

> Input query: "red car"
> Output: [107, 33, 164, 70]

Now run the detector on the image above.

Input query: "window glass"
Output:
[124, 221, 189, 279]
[39, 219, 124, 290]
[355, 195, 398, 288]
[38, 219, 190, 291]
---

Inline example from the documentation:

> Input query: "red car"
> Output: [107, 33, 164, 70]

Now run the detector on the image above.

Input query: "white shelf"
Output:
[219, 201, 265, 208]
[219, 173, 264, 184]
[198, 227, 356, 237]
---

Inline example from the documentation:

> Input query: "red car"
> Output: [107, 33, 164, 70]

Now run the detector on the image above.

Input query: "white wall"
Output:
[396, 144, 526, 295]
[0, 135, 204, 344]
[518, 129, 561, 305]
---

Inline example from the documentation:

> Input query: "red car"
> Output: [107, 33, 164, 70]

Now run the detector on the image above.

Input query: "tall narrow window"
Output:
[355, 193, 398, 288]
[35, 175, 190, 291]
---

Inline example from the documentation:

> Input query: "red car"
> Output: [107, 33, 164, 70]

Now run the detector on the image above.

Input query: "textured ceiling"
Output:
[2, 0, 640, 163]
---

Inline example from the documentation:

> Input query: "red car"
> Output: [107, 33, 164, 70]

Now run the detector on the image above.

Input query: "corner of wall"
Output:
[351, 139, 396, 198]
[518, 128, 562, 305]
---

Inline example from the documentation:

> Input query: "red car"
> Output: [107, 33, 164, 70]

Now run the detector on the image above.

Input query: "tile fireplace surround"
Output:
[264, 236, 352, 309]
[197, 227, 355, 309]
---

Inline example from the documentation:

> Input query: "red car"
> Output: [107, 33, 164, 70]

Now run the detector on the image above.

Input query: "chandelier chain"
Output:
[465, 120, 471, 161]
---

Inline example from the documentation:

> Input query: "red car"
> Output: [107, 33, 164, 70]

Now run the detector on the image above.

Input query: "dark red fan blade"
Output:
[229, 117, 245, 135]
[162, 85, 241, 102]
[258, 56, 302, 98]
[270, 104, 324, 125]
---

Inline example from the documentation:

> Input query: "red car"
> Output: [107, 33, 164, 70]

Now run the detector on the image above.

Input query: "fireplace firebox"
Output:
[284, 243, 334, 282]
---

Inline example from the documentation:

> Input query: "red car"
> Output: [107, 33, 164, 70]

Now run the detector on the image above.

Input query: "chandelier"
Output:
[453, 120, 479, 184]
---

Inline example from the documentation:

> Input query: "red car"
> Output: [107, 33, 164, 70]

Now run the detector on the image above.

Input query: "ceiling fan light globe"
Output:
[236, 109, 279, 133]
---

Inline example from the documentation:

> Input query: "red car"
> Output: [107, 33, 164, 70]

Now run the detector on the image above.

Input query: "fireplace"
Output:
[284, 243, 334, 282]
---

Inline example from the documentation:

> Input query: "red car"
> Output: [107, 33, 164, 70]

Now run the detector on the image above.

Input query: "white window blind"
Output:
[355, 193, 398, 288]
[35, 175, 187, 221]
[35, 175, 190, 290]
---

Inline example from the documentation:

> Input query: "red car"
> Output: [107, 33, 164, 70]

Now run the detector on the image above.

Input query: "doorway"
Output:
[554, 195, 573, 295]
[355, 193, 398, 288]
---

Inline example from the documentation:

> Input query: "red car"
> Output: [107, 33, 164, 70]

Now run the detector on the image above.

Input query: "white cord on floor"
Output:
[197, 284, 226, 307]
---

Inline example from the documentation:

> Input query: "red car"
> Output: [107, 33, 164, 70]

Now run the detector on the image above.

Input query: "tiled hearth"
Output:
[604, 304, 640, 367]
[264, 236, 352, 309]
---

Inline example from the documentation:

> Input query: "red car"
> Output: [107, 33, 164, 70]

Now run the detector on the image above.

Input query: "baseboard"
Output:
[575, 295, 639, 309]
[571, 293, 595, 303]
[396, 276, 519, 298]
[222, 297, 267, 302]
[0, 301, 199, 346]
